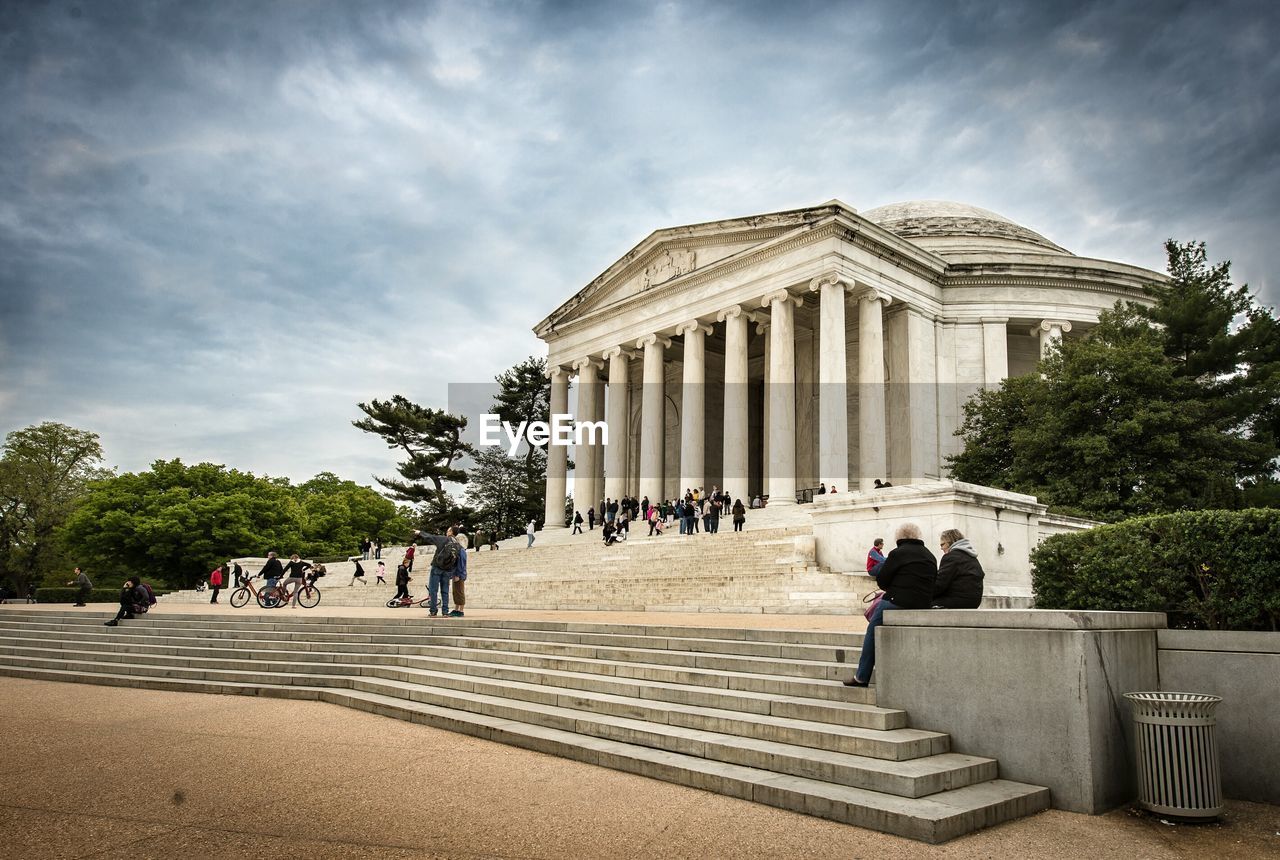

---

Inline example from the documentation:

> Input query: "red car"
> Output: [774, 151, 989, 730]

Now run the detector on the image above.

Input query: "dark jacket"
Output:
[283, 560, 311, 578]
[874, 538, 937, 609]
[932, 540, 985, 609]
[259, 557, 284, 580]
[395, 565, 410, 587]
[417, 534, 460, 570]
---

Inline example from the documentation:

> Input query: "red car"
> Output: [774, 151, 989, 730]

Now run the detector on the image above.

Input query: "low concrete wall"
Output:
[1157, 629, 1280, 805]
[878, 609, 1165, 814]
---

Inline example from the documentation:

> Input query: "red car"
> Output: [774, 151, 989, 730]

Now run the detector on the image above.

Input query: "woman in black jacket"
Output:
[932, 529, 985, 609]
[845, 523, 936, 687]
[104, 578, 145, 627]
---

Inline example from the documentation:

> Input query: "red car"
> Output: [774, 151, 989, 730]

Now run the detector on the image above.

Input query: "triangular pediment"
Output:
[535, 201, 855, 336]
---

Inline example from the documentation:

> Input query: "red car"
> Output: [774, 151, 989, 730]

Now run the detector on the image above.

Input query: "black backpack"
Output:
[435, 540, 460, 572]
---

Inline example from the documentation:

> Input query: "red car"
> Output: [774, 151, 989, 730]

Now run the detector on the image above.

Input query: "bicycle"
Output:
[229, 577, 321, 609]
[386, 593, 431, 608]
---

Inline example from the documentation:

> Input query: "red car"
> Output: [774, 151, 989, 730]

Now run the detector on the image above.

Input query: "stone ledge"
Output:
[883, 609, 1167, 630]
[1158, 629, 1280, 653]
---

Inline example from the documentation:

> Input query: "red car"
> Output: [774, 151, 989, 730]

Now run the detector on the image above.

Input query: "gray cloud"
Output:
[2, 0, 1276, 483]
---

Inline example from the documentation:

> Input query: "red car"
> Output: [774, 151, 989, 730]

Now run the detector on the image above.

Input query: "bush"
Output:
[1032, 509, 1280, 631]
[36, 587, 124, 604]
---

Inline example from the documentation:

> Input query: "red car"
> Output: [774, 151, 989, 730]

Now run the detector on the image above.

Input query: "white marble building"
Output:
[537, 199, 1162, 526]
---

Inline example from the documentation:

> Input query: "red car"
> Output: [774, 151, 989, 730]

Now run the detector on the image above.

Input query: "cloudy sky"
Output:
[3, 0, 1277, 488]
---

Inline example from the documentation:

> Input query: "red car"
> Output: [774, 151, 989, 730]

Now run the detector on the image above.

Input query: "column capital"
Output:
[547, 364, 570, 382]
[675, 320, 713, 338]
[1034, 319, 1073, 334]
[635, 333, 672, 350]
[717, 304, 745, 323]
[602, 345, 636, 361]
[573, 356, 603, 374]
[857, 287, 893, 307]
[807, 273, 851, 293]
[761, 289, 803, 309]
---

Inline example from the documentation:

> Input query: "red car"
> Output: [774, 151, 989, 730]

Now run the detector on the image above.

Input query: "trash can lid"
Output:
[1124, 691, 1222, 718]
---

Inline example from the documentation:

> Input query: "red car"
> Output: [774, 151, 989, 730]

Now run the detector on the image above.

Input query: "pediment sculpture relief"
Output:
[642, 248, 697, 289]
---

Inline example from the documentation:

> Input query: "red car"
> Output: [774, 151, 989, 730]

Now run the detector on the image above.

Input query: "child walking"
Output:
[375, 561, 387, 585]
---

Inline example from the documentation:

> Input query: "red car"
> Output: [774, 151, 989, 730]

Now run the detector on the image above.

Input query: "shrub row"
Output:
[1031, 508, 1280, 631]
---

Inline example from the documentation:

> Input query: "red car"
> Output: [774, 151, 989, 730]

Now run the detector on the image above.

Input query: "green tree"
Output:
[465, 356, 553, 535]
[60, 460, 304, 588]
[953, 306, 1231, 518]
[353, 396, 472, 506]
[295, 472, 411, 556]
[0, 422, 106, 594]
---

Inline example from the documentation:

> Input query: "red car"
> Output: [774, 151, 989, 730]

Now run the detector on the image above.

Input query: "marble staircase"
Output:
[0, 610, 1048, 843]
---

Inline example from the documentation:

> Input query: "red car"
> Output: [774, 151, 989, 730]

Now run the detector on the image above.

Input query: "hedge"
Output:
[35, 587, 174, 604]
[1031, 509, 1280, 631]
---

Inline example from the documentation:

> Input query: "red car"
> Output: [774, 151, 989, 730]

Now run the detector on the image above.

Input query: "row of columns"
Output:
[541, 281, 1074, 527]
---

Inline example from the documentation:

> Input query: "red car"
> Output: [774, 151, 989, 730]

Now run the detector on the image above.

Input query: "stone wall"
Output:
[1157, 629, 1280, 805]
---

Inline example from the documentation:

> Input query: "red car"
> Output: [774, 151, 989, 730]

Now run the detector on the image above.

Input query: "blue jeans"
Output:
[854, 597, 900, 683]
[428, 568, 451, 614]
[527, 533, 534, 548]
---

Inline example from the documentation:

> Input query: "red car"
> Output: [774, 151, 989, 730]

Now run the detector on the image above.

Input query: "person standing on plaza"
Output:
[66, 567, 92, 606]
[526, 519, 536, 548]
[416, 528, 462, 616]
[393, 560, 411, 602]
[846, 523, 936, 687]
[573, 510, 583, 534]
[374, 537, 382, 560]
[448, 533, 469, 617]
[708, 498, 721, 534]
[732, 498, 746, 532]
[208, 565, 223, 604]
[259, 551, 284, 593]
[281, 554, 312, 607]
[404, 542, 416, 572]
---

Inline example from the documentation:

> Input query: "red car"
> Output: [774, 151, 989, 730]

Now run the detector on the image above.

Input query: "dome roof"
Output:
[861, 200, 1068, 255]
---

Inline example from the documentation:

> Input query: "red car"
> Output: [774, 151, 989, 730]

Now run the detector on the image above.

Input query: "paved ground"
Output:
[1, 677, 1276, 860]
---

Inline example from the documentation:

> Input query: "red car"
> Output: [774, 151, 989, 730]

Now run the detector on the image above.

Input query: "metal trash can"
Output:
[1124, 692, 1223, 819]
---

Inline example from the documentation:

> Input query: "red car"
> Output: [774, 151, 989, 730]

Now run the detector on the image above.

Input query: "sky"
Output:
[2, 0, 1278, 490]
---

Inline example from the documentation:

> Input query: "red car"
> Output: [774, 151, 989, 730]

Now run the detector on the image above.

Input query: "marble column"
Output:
[637, 334, 669, 504]
[763, 289, 801, 505]
[543, 366, 569, 528]
[760, 318, 770, 493]
[982, 318, 1009, 385]
[1034, 319, 1072, 358]
[810, 274, 849, 490]
[677, 320, 710, 496]
[858, 290, 891, 491]
[574, 357, 603, 513]
[603, 347, 630, 502]
[718, 306, 749, 495]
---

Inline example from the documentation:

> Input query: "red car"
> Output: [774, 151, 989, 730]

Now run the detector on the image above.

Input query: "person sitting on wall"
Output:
[866, 538, 886, 576]
[845, 522, 936, 687]
[931, 529, 985, 609]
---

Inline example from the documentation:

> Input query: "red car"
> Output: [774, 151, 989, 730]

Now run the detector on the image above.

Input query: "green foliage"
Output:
[464, 356, 552, 537]
[1031, 509, 1280, 631]
[59, 460, 409, 589]
[353, 396, 472, 504]
[35, 587, 169, 604]
[0, 422, 107, 595]
[949, 240, 1280, 520]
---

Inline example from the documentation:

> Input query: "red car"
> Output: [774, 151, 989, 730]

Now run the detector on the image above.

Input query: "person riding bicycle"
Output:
[280, 554, 312, 607]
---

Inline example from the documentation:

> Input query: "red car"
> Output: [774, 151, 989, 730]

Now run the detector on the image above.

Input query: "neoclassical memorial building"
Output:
[537, 199, 1162, 526]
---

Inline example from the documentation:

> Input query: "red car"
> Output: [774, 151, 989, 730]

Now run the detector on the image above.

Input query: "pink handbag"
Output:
[862, 590, 884, 622]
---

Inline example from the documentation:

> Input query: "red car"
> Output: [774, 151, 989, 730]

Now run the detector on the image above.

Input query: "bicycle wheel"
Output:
[257, 588, 280, 609]
[297, 585, 320, 608]
[229, 588, 250, 608]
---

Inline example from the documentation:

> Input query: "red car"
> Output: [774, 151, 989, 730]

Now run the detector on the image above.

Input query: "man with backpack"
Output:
[414, 528, 463, 617]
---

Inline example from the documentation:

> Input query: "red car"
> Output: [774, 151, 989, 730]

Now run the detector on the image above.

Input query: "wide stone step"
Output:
[0, 662, 1049, 843]
[0, 638, 888, 727]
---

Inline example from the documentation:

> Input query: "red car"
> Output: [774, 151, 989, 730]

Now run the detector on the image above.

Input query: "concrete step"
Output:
[0, 662, 1049, 843]
[0, 611, 1048, 842]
